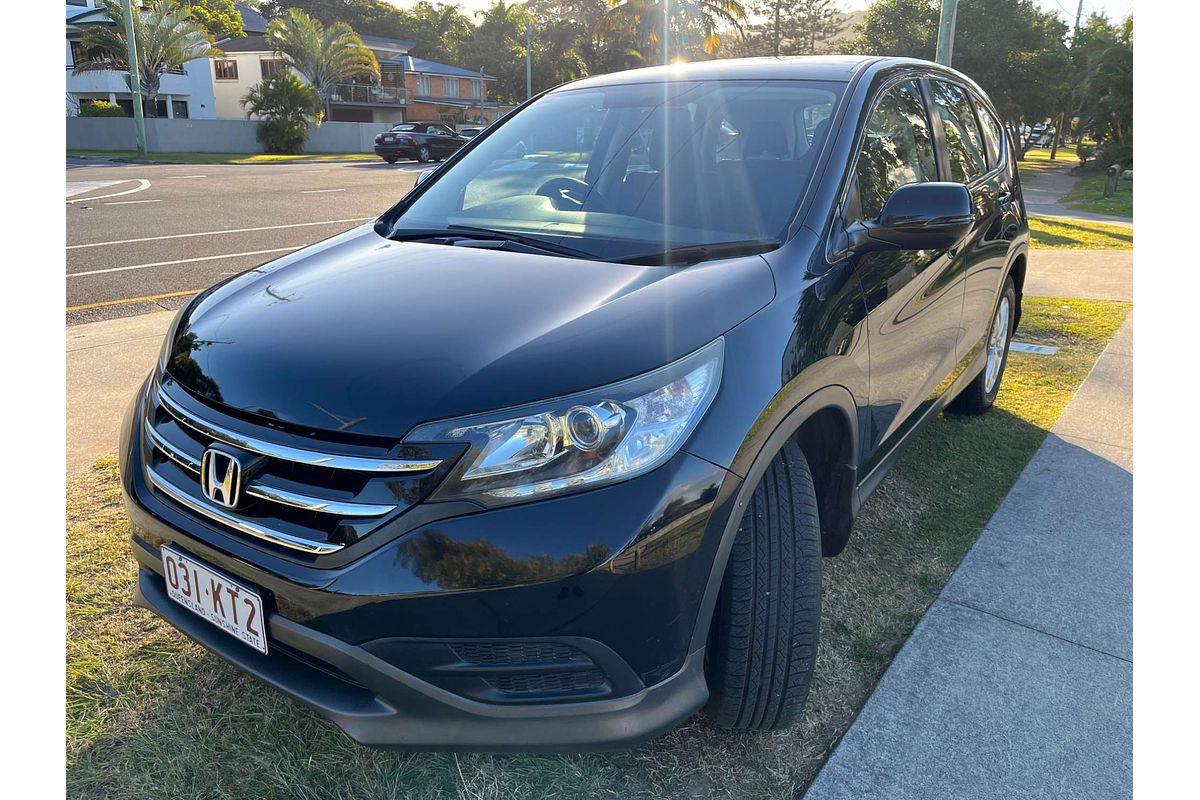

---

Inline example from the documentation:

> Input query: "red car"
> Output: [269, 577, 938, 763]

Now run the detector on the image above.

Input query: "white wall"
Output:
[68, 116, 388, 154]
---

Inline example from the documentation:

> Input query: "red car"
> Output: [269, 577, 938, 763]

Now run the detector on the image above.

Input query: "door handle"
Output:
[997, 190, 1013, 210]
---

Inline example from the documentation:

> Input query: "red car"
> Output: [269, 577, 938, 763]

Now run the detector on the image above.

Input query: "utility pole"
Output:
[934, 0, 958, 66]
[1051, 0, 1086, 159]
[525, 22, 532, 101]
[662, 1, 670, 65]
[121, 0, 147, 154]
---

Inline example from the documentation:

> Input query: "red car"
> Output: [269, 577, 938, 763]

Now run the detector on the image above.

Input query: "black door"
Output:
[928, 79, 1008, 360]
[847, 77, 967, 478]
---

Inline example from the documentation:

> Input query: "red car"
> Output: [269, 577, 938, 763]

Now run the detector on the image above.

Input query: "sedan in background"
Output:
[374, 122, 467, 164]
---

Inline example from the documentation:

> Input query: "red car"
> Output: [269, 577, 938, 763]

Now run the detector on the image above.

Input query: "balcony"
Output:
[329, 83, 406, 106]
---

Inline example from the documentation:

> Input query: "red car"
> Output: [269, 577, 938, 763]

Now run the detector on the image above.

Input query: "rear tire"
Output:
[706, 439, 821, 731]
[948, 275, 1017, 415]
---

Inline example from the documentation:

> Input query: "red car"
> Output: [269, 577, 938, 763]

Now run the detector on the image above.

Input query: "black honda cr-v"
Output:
[120, 56, 1028, 750]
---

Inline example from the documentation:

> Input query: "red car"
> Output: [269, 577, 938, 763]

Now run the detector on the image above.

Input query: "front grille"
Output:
[486, 670, 606, 694]
[141, 377, 457, 557]
[452, 642, 581, 666]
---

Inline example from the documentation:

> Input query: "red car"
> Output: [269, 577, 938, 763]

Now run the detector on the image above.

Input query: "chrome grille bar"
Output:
[145, 418, 397, 518]
[158, 388, 441, 474]
[146, 464, 344, 555]
[243, 483, 396, 517]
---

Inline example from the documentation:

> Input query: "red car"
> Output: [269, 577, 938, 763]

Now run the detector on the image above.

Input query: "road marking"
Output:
[66, 180, 123, 198]
[301, 188, 347, 194]
[66, 179, 151, 204]
[66, 217, 373, 250]
[67, 247, 300, 278]
[67, 289, 200, 312]
[105, 199, 163, 206]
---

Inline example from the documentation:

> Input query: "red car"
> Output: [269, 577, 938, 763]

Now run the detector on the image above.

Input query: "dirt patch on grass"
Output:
[66, 299, 1129, 799]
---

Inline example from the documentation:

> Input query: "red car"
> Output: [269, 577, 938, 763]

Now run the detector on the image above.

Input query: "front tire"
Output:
[417, 145, 432, 163]
[948, 275, 1017, 415]
[706, 439, 821, 731]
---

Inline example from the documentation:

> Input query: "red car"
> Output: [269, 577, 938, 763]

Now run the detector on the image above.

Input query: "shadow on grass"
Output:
[1031, 218, 1133, 249]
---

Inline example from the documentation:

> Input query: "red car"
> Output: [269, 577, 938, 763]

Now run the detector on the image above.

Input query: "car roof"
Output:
[558, 56, 881, 91]
[553, 56, 986, 101]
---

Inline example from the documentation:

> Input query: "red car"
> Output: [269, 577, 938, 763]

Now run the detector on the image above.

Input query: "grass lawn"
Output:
[68, 149, 379, 164]
[1017, 143, 1080, 179]
[66, 297, 1130, 799]
[1059, 172, 1133, 218]
[1030, 217, 1133, 250]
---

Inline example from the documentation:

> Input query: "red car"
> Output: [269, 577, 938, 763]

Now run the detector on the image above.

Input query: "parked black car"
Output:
[121, 56, 1027, 751]
[373, 121, 467, 163]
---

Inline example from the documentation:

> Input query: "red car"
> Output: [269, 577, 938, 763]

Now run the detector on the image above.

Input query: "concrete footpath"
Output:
[66, 310, 173, 479]
[805, 316, 1133, 800]
[1021, 161, 1133, 227]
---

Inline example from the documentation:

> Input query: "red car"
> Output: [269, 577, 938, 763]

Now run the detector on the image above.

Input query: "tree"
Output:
[599, 0, 747, 64]
[1072, 14, 1132, 166]
[458, 2, 534, 103]
[188, 0, 244, 39]
[260, 0, 411, 40]
[73, 0, 222, 117]
[840, 0, 1070, 147]
[242, 71, 323, 152]
[264, 8, 379, 120]
[735, 0, 843, 57]
[402, 2, 474, 63]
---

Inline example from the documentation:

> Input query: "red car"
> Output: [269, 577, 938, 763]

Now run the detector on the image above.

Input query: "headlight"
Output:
[407, 338, 723, 506]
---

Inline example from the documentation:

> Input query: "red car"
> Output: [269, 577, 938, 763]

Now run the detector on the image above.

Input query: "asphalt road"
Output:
[66, 157, 428, 324]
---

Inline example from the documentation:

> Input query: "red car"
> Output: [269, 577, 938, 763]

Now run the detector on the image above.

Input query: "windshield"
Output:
[391, 79, 844, 260]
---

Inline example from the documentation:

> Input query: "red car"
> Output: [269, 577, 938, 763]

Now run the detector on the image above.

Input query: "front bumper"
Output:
[120, 382, 740, 749]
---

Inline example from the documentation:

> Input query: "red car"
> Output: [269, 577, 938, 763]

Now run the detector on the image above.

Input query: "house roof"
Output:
[398, 56, 495, 80]
[66, 7, 112, 26]
[235, 2, 267, 35]
[216, 34, 272, 53]
[360, 34, 415, 51]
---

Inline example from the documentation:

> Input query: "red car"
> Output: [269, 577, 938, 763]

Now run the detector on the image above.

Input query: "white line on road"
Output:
[66, 179, 152, 204]
[300, 188, 347, 194]
[105, 199, 163, 206]
[67, 247, 300, 279]
[66, 217, 374, 250]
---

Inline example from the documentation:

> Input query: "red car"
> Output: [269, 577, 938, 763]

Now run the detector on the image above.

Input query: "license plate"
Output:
[382, 135, 394, 142]
[162, 546, 268, 654]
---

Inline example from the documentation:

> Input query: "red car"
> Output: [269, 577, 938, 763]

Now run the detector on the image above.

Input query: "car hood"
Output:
[165, 225, 775, 438]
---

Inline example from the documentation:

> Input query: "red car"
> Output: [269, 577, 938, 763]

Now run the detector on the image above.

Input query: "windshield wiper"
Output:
[388, 225, 593, 260]
[608, 238, 782, 266]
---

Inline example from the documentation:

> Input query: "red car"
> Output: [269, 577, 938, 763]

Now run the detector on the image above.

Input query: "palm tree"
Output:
[72, 0, 221, 117]
[242, 72, 323, 153]
[599, 0, 746, 64]
[265, 9, 379, 122]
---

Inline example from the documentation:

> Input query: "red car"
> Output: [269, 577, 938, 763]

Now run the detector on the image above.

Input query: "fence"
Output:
[66, 116, 385, 155]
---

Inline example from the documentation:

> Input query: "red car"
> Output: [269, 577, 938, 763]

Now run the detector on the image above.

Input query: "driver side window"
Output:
[852, 80, 938, 222]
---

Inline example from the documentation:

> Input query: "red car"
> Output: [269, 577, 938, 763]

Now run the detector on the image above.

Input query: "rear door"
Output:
[928, 79, 1010, 365]
[848, 77, 967, 478]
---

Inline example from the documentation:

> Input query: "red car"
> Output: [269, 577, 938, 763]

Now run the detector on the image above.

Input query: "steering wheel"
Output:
[535, 177, 591, 211]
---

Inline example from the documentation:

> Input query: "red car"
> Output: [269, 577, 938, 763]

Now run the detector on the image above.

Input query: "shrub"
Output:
[256, 118, 309, 154]
[79, 100, 126, 118]
[241, 72, 322, 154]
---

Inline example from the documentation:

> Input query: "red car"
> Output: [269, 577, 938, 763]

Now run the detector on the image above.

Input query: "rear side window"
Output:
[974, 98, 1005, 169]
[853, 79, 938, 222]
[931, 80, 986, 182]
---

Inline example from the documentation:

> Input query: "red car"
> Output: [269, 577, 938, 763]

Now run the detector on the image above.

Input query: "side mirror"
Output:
[849, 182, 974, 253]
[415, 169, 434, 186]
